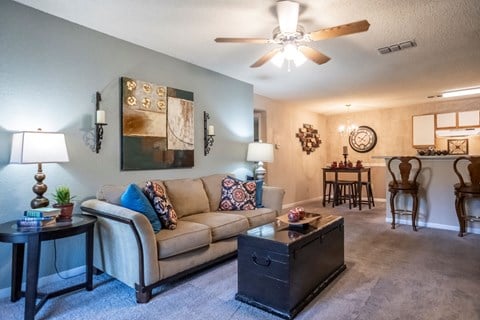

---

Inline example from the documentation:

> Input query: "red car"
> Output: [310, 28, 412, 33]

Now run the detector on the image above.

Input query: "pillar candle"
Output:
[208, 125, 215, 135]
[96, 110, 106, 124]
[343, 146, 348, 154]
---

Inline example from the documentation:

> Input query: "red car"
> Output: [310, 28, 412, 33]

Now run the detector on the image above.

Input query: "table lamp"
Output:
[246, 141, 274, 180]
[10, 130, 70, 208]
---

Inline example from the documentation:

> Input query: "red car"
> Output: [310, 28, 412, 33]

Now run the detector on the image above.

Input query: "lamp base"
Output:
[31, 197, 49, 209]
[31, 163, 49, 209]
[255, 161, 266, 181]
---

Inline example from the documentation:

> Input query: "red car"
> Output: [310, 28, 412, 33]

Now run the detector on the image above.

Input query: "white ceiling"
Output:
[13, 0, 480, 114]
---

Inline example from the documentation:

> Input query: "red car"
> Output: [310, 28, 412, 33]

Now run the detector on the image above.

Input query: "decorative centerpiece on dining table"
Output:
[328, 159, 363, 169]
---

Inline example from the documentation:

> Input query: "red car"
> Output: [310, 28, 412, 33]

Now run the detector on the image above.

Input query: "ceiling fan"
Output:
[215, 1, 370, 69]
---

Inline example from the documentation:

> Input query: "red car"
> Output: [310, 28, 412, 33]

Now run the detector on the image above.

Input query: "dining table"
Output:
[322, 166, 371, 210]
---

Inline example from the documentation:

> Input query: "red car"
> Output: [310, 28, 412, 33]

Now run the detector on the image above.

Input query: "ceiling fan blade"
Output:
[214, 37, 271, 44]
[308, 20, 370, 41]
[277, 1, 299, 33]
[298, 46, 331, 65]
[250, 48, 282, 68]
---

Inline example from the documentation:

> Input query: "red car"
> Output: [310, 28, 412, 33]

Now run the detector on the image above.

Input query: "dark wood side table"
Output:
[0, 214, 97, 320]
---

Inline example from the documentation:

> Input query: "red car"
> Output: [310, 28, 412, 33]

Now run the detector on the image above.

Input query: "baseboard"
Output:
[283, 197, 386, 209]
[282, 196, 323, 209]
[385, 217, 480, 234]
[0, 265, 86, 299]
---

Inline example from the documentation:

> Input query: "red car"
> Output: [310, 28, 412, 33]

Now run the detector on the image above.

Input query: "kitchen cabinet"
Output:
[412, 114, 435, 147]
[458, 110, 479, 127]
[436, 112, 456, 128]
[436, 111, 480, 129]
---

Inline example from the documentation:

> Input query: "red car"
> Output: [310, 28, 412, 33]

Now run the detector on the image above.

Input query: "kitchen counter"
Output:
[378, 156, 480, 235]
[372, 155, 471, 160]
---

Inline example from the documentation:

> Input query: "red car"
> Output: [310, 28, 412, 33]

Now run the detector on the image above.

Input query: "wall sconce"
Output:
[95, 91, 107, 153]
[204, 111, 215, 156]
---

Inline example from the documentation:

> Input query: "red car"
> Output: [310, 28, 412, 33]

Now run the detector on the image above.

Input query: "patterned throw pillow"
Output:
[143, 181, 178, 230]
[218, 176, 256, 211]
[120, 184, 161, 233]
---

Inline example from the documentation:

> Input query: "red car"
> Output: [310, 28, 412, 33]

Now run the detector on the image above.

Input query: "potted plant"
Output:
[52, 186, 76, 221]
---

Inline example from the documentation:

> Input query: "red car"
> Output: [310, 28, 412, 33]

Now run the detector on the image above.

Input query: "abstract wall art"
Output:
[121, 77, 194, 170]
[296, 124, 322, 155]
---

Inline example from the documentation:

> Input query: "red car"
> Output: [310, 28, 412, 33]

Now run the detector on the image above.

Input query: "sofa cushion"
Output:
[120, 184, 162, 233]
[254, 180, 264, 208]
[181, 212, 249, 242]
[155, 220, 211, 259]
[97, 184, 128, 205]
[143, 181, 178, 230]
[220, 207, 276, 228]
[163, 178, 210, 218]
[218, 176, 256, 211]
[201, 174, 229, 211]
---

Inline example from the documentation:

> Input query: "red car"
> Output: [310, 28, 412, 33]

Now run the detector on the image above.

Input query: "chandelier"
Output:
[337, 104, 358, 135]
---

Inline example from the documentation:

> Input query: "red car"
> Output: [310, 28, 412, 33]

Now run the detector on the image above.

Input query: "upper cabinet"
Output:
[436, 112, 456, 128]
[413, 114, 435, 147]
[436, 111, 480, 129]
[458, 110, 480, 127]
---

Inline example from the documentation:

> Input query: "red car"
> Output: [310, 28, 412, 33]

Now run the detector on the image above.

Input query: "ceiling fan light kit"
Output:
[215, 1, 370, 70]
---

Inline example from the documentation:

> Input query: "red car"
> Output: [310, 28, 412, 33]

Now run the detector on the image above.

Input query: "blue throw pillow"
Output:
[255, 180, 264, 208]
[120, 184, 161, 233]
[246, 175, 264, 208]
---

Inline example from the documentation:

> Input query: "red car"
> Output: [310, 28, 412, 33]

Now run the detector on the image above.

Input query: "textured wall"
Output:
[0, 1, 253, 290]
[254, 95, 326, 205]
[325, 97, 480, 165]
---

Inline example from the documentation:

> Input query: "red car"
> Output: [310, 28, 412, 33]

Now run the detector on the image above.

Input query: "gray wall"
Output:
[0, 0, 254, 290]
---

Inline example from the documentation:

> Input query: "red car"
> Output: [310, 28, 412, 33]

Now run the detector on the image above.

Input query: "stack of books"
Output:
[17, 207, 61, 228]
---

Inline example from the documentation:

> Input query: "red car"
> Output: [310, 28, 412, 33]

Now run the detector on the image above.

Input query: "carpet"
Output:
[1, 201, 479, 320]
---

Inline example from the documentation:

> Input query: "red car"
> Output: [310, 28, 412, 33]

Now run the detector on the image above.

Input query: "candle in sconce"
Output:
[96, 110, 106, 124]
[343, 146, 348, 154]
[208, 125, 215, 136]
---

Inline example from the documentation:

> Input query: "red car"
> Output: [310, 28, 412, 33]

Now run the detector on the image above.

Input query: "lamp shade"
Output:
[246, 142, 274, 163]
[10, 131, 69, 164]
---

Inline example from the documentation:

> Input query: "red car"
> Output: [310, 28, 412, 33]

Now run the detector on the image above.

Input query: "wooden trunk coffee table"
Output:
[235, 213, 345, 319]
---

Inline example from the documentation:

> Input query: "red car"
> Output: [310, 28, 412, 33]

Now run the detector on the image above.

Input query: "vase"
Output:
[53, 203, 74, 222]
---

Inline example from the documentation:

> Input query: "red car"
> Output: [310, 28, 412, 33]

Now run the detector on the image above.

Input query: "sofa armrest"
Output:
[80, 199, 160, 289]
[262, 186, 285, 216]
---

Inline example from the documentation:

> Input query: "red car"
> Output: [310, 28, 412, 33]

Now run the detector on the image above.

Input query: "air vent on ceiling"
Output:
[378, 40, 417, 55]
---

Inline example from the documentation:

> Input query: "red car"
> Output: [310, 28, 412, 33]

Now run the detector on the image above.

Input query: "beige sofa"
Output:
[80, 174, 285, 303]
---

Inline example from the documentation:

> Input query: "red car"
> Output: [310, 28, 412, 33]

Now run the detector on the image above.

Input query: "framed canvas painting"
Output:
[120, 77, 194, 170]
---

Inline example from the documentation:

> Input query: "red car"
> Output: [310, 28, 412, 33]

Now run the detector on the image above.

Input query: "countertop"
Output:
[372, 155, 472, 160]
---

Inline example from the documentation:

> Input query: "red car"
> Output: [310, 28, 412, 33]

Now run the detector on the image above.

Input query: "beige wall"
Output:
[325, 96, 480, 166]
[254, 95, 326, 205]
[255, 95, 480, 205]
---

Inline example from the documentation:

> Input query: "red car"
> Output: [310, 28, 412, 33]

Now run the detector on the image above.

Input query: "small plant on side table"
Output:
[52, 186, 76, 222]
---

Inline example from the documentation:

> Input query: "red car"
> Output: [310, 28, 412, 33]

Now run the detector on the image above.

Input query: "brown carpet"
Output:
[1, 201, 479, 320]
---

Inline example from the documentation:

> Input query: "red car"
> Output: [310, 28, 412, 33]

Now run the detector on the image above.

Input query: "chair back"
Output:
[453, 156, 480, 187]
[387, 156, 422, 188]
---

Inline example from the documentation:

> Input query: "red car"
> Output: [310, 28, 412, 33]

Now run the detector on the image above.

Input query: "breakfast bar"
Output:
[378, 156, 480, 234]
